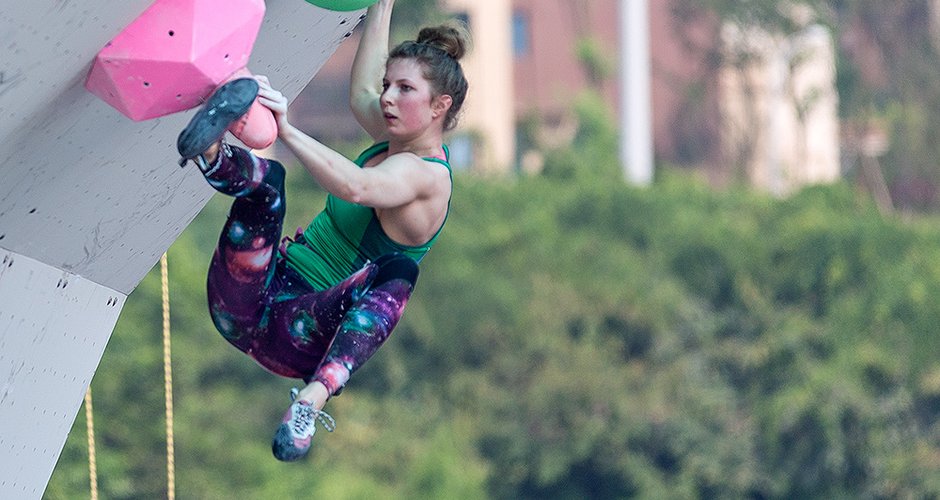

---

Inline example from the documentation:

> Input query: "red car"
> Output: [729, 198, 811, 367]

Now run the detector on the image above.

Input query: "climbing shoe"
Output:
[177, 77, 259, 161]
[271, 388, 335, 462]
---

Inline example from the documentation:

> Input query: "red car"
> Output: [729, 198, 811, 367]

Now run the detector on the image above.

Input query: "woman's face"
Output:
[382, 58, 442, 137]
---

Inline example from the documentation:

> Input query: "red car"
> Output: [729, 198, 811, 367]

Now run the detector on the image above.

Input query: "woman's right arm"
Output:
[349, 0, 395, 140]
[257, 75, 440, 210]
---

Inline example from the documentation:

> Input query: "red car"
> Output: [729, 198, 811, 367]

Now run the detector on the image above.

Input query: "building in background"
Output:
[290, 0, 840, 194]
[720, 16, 840, 195]
[442, 0, 515, 174]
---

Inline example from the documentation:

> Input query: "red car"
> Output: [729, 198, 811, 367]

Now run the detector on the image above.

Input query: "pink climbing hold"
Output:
[85, 0, 266, 121]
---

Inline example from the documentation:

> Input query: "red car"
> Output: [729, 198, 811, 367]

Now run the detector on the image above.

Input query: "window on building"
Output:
[454, 11, 470, 31]
[512, 10, 530, 57]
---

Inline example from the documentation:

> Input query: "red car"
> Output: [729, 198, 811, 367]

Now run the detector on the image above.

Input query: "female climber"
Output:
[174, 0, 469, 461]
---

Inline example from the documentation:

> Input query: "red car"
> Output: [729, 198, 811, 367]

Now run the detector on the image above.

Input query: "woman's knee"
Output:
[372, 253, 419, 287]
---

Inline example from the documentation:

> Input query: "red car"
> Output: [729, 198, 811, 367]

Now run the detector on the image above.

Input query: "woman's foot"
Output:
[176, 78, 259, 162]
[271, 386, 335, 462]
[296, 380, 332, 409]
[200, 141, 221, 165]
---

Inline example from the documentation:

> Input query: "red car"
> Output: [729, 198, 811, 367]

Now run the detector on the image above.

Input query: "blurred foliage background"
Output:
[45, 0, 940, 498]
[46, 105, 940, 499]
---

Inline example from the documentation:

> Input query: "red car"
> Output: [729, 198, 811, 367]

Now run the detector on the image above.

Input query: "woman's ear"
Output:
[432, 94, 453, 119]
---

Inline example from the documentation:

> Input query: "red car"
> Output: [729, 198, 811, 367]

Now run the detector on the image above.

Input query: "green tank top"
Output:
[283, 142, 452, 290]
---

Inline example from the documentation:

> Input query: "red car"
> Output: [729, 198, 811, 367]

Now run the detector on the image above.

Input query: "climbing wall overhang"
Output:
[0, 1, 364, 497]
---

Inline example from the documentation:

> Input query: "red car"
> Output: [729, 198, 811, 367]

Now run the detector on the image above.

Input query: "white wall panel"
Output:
[0, 249, 125, 499]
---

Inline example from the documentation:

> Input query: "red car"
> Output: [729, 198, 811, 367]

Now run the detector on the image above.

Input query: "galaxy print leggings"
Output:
[201, 144, 418, 396]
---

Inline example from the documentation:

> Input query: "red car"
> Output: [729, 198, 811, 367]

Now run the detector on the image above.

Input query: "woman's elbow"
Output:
[336, 177, 369, 205]
[349, 90, 375, 114]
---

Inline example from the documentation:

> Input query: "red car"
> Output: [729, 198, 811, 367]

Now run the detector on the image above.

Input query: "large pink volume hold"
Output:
[85, 0, 266, 121]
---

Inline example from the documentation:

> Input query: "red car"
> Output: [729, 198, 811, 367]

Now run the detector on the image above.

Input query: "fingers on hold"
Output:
[257, 87, 283, 101]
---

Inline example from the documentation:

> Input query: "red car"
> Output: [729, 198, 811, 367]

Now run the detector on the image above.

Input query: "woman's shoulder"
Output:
[354, 141, 390, 166]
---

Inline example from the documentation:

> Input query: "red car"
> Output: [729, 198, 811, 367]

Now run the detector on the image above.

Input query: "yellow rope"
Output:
[83, 256, 176, 499]
[84, 388, 98, 500]
[161, 253, 176, 500]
